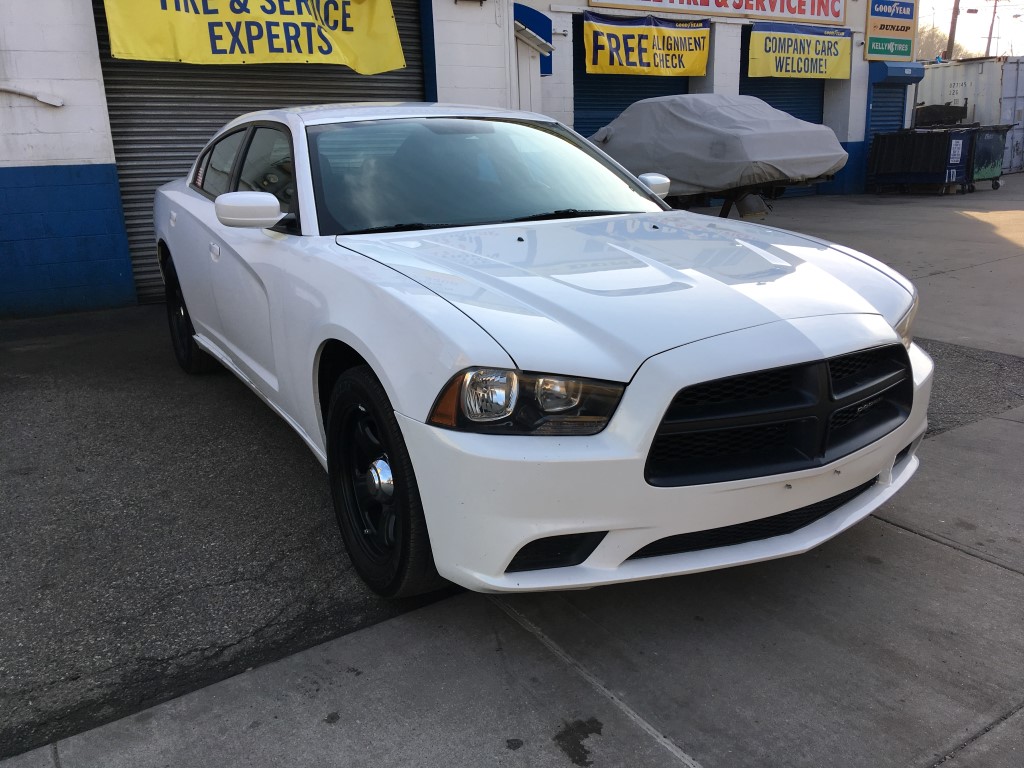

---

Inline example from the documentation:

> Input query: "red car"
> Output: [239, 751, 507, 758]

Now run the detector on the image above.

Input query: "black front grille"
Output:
[671, 368, 793, 408]
[830, 396, 885, 431]
[646, 345, 912, 486]
[828, 347, 890, 384]
[628, 477, 878, 560]
[654, 422, 792, 460]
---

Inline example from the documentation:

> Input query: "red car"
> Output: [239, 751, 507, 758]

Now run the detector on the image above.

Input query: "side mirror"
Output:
[215, 191, 285, 228]
[637, 172, 671, 200]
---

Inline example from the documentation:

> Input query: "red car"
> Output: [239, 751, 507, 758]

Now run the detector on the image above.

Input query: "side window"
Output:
[199, 130, 246, 198]
[237, 127, 296, 215]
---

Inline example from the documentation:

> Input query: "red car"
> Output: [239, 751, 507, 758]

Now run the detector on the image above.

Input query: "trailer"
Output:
[918, 57, 1023, 174]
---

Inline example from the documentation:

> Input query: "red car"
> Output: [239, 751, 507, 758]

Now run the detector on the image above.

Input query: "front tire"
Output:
[164, 258, 218, 374]
[326, 366, 443, 598]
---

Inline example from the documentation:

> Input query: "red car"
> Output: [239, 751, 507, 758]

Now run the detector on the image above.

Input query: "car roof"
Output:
[223, 102, 556, 131]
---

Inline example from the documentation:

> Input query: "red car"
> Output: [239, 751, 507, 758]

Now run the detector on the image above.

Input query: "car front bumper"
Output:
[398, 315, 933, 593]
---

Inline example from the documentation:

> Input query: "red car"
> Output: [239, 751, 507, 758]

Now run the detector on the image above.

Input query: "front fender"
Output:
[259, 238, 514, 456]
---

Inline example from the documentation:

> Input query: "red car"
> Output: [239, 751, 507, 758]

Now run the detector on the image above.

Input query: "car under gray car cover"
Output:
[589, 93, 849, 196]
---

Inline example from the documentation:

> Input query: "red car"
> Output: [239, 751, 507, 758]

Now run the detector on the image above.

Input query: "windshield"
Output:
[307, 117, 663, 235]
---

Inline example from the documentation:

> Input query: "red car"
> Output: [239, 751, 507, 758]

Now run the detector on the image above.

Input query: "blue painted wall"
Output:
[820, 65, 921, 196]
[0, 164, 136, 317]
[817, 141, 868, 195]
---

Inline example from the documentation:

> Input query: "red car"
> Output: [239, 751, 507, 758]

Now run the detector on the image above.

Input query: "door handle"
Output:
[210, 243, 220, 261]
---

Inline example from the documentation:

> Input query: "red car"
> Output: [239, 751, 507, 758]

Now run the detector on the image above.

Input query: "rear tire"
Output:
[326, 366, 444, 598]
[164, 257, 218, 374]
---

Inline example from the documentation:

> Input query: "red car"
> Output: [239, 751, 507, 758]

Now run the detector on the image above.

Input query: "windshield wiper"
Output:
[342, 222, 452, 235]
[343, 211, 637, 234]
[506, 209, 637, 223]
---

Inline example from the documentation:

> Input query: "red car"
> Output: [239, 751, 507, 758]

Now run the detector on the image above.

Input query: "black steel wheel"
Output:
[993, 180, 1001, 190]
[164, 258, 218, 374]
[326, 366, 443, 598]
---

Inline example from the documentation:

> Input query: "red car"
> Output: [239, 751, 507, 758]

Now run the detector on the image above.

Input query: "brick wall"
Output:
[0, 165, 135, 316]
[1, 0, 135, 316]
[0, 0, 115, 167]
[432, 0, 513, 108]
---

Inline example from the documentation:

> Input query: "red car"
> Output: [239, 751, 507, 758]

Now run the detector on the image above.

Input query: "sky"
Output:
[918, 0, 1024, 56]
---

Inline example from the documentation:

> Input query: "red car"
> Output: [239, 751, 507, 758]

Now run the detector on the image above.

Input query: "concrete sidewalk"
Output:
[4, 180, 1023, 767]
[6, 401, 1024, 766]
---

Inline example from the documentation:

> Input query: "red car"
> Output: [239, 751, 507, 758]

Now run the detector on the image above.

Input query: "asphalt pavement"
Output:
[0, 308, 449, 756]
[2, 178, 1023, 766]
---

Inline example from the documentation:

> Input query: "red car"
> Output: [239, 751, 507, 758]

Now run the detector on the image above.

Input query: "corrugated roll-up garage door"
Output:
[571, 14, 689, 138]
[739, 27, 824, 125]
[867, 83, 907, 148]
[92, 0, 424, 302]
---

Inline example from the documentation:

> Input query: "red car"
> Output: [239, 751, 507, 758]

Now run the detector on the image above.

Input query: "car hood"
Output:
[340, 210, 913, 381]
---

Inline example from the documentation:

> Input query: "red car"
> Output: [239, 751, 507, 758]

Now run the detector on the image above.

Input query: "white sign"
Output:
[589, 0, 847, 26]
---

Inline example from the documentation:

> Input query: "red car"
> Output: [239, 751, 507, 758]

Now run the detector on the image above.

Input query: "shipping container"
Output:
[918, 57, 1023, 173]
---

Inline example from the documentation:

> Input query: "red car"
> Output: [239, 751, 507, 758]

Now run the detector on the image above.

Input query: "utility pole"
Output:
[945, 0, 961, 59]
[985, 0, 999, 56]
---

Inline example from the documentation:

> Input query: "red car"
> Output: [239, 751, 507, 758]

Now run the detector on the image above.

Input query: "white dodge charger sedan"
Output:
[154, 103, 932, 598]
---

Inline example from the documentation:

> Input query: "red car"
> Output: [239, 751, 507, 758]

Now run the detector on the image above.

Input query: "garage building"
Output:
[1, 0, 921, 316]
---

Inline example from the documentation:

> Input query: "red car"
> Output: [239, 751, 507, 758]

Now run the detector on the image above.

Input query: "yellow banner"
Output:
[102, 0, 405, 75]
[584, 12, 710, 77]
[748, 23, 851, 79]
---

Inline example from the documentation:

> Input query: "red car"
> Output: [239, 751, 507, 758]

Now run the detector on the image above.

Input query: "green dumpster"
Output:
[971, 125, 1013, 191]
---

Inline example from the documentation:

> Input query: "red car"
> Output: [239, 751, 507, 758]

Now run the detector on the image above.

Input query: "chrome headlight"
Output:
[461, 369, 519, 422]
[894, 291, 919, 349]
[428, 369, 624, 435]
